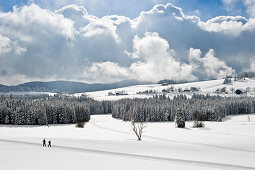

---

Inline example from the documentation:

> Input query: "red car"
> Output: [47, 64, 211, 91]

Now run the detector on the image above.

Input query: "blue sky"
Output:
[0, 0, 249, 20]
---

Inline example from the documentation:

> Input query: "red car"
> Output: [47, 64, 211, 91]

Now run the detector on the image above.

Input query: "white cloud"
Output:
[56, 4, 98, 28]
[244, 0, 255, 17]
[0, 34, 11, 55]
[222, 0, 255, 18]
[0, 4, 75, 49]
[188, 48, 235, 79]
[129, 32, 195, 82]
[14, 46, 27, 55]
[84, 32, 196, 82]
[0, 3, 254, 84]
[199, 16, 250, 36]
[202, 49, 235, 78]
[0, 34, 27, 56]
[57, 4, 88, 16]
[83, 62, 130, 83]
[84, 33, 236, 82]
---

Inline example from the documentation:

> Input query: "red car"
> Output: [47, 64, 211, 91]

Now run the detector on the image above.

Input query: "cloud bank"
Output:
[0, 3, 254, 85]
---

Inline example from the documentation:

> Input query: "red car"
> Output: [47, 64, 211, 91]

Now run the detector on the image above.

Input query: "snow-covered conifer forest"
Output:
[112, 94, 255, 122]
[1, 93, 254, 125]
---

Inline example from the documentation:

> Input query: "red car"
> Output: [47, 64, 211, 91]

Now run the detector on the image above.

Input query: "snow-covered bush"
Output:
[75, 121, 85, 128]
[75, 105, 90, 128]
[175, 109, 185, 128]
[192, 110, 204, 128]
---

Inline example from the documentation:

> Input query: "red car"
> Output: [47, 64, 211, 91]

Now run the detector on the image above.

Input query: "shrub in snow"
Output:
[193, 110, 204, 128]
[75, 121, 85, 128]
[75, 105, 90, 128]
[223, 76, 232, 84]
[175, 108, 185, 128]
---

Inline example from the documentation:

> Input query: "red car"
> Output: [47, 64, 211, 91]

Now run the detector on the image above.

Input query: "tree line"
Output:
[112, 94, 255, 122]
[0, 94, 255, 125]
[0, 95, 111, 125]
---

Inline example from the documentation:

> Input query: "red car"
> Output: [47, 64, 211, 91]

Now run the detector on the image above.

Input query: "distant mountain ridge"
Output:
[0, 80, 151, 93]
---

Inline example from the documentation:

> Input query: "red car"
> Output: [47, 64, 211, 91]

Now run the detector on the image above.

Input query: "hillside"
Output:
[83, 78, 255, 101]
[0, 80, 150, 93]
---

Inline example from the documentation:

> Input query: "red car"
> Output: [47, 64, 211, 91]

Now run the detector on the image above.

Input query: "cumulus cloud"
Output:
[83, 61, 130, 83]
[84, 32, 235, 82]
[56, 4, 97, 28]
[0, 4, 77, 81]
[188, 48, 235, 79]
[83, 32, 196, 82]
[0, 3, 254, 85]
[0, 34, 11, 55]
[199, 16, 253, 36]
[129, 32, 195, 82]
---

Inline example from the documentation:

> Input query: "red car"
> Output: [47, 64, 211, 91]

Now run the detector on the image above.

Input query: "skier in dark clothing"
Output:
[42, 139, 46, 147]
[48, 140, 51, 147]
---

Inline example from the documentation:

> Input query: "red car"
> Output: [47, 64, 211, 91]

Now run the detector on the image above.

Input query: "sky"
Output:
[0, 0, 254, 85]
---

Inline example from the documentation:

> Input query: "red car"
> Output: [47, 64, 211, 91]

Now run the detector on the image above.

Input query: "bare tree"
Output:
[131, 120, 146, 141]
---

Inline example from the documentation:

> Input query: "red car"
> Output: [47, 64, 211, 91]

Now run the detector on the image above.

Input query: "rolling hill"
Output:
[0, 80, 151, 93]
[83, 78, 255, 101]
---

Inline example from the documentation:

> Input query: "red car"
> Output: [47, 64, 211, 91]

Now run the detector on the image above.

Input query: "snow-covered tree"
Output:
[175, 108, 185, 128]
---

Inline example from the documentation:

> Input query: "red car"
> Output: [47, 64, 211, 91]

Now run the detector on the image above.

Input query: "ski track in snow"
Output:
[91, 118, 255, 154]
[0, 138, 254, 170]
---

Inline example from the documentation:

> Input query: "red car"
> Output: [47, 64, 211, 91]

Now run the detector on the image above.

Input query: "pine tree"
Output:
[175, 108, 185, 128]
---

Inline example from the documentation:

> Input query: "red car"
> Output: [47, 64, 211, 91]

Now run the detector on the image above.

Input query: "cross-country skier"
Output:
[42, 139, 46, 147]
[48, 140, 51, 147]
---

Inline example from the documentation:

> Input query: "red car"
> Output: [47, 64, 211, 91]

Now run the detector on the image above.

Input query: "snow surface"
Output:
[80, 78, 255, 101]
[1, 114, 255, 170]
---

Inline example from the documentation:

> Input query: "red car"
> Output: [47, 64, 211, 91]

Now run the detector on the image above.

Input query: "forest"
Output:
[0, 95, 111, 125]
[111, 94, 255, 122]
[0, 94, 254, 125]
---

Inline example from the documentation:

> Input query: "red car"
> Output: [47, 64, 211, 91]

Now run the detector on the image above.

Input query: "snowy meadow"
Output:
[0, 114, 255, 170]
[0, 78, 255, 170]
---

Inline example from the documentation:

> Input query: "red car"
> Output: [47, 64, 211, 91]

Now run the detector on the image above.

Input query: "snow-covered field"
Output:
[1, 114, 255, 170]
[82, 78, 255, 101]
